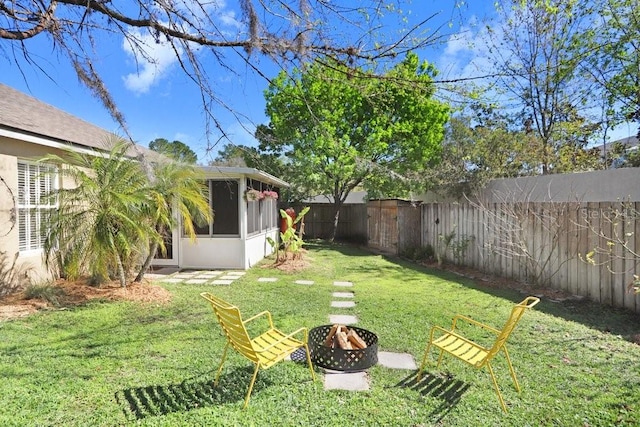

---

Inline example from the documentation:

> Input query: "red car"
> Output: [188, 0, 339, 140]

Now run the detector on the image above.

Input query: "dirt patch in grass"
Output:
[262, 249, 311, 272]
[0, 279, 172, 321]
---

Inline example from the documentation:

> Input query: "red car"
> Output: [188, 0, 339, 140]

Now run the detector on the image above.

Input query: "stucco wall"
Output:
[0, 151, 52, 282]
[179, 237, 245, 270]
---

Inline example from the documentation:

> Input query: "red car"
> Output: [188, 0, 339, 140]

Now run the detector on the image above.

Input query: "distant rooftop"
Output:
[304, 190, 368, 204]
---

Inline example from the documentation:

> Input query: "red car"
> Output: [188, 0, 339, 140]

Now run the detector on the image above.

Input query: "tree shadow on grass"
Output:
[115, 367, 272, 420]
[395, 371, 470, 422]
[377, 251, 640, 341]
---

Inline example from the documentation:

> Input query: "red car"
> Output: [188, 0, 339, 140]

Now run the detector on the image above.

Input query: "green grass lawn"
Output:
[1, 242, 639, 426]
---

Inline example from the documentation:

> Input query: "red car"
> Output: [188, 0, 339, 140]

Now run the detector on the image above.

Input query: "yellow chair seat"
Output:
[431, 330, 489, 367]
[200, 292, 316, 408]
[251, 329, 304, 368]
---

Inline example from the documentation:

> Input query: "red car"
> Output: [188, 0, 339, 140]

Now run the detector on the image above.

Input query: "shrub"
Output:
[0, 251, 33, 297]
[24, 284, 66, 307]
[401, 244, 435, 262]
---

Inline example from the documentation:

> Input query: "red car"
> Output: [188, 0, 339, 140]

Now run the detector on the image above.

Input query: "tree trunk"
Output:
[134, 240, 159, 283]
[330, 201, 342, 243]
[115, 253, 127, 288]
[134, 222, 164, 282]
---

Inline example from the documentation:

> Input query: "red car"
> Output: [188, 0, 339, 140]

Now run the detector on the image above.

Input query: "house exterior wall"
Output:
[0, 153, 20, 260]
[179, 237, 245, 270]
[245, 228, 279, 269]
[0, 137, 69, 282]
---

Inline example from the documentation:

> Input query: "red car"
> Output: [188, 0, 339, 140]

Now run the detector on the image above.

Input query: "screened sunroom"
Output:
[153, 166, 287, 270]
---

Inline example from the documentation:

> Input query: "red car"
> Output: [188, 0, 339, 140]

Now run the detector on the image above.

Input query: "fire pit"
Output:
[308, 325, 378, 372]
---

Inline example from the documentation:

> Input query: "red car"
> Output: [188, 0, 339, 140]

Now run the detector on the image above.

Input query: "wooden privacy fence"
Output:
[422, 201, 640, 314]
[367, 199, 421, 255]
[289, 203, 368, 243]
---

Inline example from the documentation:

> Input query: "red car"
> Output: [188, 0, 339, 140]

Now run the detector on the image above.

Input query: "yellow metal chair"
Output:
[200, 292, 316, 408]
[417, 296, 540, 412]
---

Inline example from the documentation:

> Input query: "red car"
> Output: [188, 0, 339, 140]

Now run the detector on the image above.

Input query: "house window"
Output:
[17, 161, 58, 252]
[212, 180, 239, 235]
[193, 179, 239, 236]
[246, 180, 261, 235]
[262, 196, 278, 230]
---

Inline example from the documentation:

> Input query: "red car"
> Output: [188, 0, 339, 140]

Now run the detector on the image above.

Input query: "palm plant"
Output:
[43, 140, 154, 287]
[133, 160, 211, 282]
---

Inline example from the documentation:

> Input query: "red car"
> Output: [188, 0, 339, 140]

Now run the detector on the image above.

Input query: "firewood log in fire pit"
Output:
[323, 324, 368, 350]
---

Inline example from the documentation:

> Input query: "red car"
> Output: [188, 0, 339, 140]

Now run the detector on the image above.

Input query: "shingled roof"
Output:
[0, 83, 153, 157]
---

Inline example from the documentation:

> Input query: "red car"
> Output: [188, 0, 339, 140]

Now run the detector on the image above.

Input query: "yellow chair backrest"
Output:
[202, 293, 258, 363]
[484, 296, 539, 365]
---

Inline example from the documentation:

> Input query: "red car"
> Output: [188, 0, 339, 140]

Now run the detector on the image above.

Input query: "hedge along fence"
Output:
[421, 200, 640, 313]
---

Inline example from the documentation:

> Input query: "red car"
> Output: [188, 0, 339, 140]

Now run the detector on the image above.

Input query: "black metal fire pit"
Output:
[308, 325, 378, 372]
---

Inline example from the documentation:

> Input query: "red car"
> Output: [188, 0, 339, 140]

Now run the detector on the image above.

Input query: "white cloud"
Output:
[122, 28, 182, 94]
[121, 0, 245, 95]
[437, 22, 494, 81]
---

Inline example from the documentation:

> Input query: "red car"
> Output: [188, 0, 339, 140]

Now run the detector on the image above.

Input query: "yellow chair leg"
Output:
[417, 343, 433, 381]
[487, 362, 508, 413]
[303, 344, 316, 382]
[214, 343, 229, 386]
[502, 347, 521, 392]
[436, 349, 445, 367]
[243, 363, 261, 409]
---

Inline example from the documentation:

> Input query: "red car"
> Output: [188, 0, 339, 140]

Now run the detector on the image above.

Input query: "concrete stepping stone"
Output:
[173, 274, 196, 279]
[219, 275, 239, 280]
[197, 273, 222, 278]
[185, 279, 208, 284]
[377, 351, 417, 370]
[329, 314, 358, 324]
[258, 277, 278, 282]
[211, 279, 234, 285]
[163, 278, 184, 283]
[323, 372, 370, 391]
[332, 292, 354, 298]
[331, 301, 356, 308]
[333, 281, 353, 287]
[295, 280, 314, 285]
[226, 271, 246, 276]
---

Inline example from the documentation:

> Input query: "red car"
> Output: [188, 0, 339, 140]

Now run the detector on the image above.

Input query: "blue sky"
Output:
[1, 1, 636, 164]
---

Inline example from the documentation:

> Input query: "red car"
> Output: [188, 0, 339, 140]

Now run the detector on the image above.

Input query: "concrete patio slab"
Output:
[323, 372, 370, 391]
[258, 277, 278, 282]
[329, 314, 358, 324]
[333, 281, 353, 287]
[225, 271, 246, 276]
[219, 275, 239, 280]
[295, 280, 315, 285]
[332, 292, 354, 298]
[145, 267, 180, 278]
[173, 274, 196, 279]
[377, 351, 418, 370]
[185, 279, 208, 284]
[211, 280, 233, 285]
[162, 278, 184, 283]
[331, 301, 356, 308]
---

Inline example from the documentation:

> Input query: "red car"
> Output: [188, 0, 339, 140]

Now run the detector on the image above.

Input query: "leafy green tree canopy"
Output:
[149, 138, 197, 164]
[210, 143, 285, 176]
[260, 53, 449, 239]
